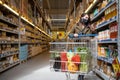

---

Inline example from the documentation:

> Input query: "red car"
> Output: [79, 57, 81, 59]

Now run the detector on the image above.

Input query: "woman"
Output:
[79, 13, 96, 34]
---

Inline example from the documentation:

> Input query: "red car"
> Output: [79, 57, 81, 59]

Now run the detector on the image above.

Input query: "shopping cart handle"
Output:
[78, 34, 98, 37]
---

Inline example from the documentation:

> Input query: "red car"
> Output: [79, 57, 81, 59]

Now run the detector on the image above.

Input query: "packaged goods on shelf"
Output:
[1, 0, 10, 5]
[100, 0, 108, 9]
[9, 0, 20, 13]
[98, 45, 118, 58]
[6, 14, 18, 24]
[109, 22, 118, 39]
[105, 3, 117, 20]
[98, 29, 110, 41]
[0, 10, 3, 16]
[31, 46, 42, 57]
[25, 26, 33, 31]
[21, 0, 28, 17]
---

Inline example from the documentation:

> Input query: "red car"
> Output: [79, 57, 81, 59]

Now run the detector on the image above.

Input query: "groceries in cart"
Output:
[50, 46, 90, 74]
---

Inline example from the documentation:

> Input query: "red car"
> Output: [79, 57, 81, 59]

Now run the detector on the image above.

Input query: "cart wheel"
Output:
[78, 75, 84, 80]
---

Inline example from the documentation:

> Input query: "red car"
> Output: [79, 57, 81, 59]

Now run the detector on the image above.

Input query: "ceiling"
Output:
[43, 0, 69, 30]
[43, 0, 72, 31]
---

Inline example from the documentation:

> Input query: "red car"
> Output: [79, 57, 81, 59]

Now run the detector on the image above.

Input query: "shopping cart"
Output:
[49, 36, 96, 80]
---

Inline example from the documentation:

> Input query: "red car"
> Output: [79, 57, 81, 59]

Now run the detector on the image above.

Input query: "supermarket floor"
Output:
[0, 51, 102, 80]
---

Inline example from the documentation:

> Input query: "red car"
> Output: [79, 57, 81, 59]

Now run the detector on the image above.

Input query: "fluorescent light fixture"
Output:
[35, 26, 51, 38]
[21, 16, 35, 27]
[51, 19, 67, 21]
[0, 0, 2, 4]
[3, 4, 19, 16]
[85, 0, 98, 13]
[21, 17, 51, 38]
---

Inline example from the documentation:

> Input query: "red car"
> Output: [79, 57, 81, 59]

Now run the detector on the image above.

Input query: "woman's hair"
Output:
[80, 13, 91, 24]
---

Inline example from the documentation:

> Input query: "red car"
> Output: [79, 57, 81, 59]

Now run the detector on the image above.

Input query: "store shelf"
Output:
[97, 57, 114, 64]
[96, 16, 117, 30]
[0, 60, 20, 72]
[0, 1, 51, 39]
[98, 39, 117, 44]
[0, 28, 18, 34]
[92, 1, 116, 21]
[94, 69, 110, 80]
[0, 50, 19, 58]
[0, 40, 19, 44]
[0, 16, 18, 27]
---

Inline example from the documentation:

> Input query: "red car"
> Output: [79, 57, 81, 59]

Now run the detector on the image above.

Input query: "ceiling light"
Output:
[3, 4, 19, 16]
[85, 0, 98, 13]
[51, 19, 67, 21]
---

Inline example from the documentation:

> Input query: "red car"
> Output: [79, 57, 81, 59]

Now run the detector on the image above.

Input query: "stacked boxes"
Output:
[31, 46, 42, 57]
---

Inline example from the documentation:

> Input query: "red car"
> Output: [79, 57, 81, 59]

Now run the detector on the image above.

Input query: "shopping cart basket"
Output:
[49, 38, 94, 80]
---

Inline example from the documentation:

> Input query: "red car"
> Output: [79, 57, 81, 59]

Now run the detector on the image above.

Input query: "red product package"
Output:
[71, 54, 80, 65]
[60, 52, 68, 71]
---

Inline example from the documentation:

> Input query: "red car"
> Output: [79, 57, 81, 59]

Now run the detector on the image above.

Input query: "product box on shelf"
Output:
[10, 0, 20, 13]
[101, 0, 108, 9]
[107, 66, 112, 76]
[21, 0, 28, 18]
[105, 3, 117, 20]
[109, 22, 118, 39]
[6, 14, 18, 24]
[98, 29, 110, 41]
[0, 10, 3, 16]
[1, 0, 10, 5]
[31, 46, 42, 57]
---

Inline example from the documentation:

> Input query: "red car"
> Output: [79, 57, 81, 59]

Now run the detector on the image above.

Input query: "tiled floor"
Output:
[0, 51, 102, 80]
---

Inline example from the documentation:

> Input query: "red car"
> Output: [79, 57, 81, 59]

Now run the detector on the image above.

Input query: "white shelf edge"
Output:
[96, 17, 117, 30]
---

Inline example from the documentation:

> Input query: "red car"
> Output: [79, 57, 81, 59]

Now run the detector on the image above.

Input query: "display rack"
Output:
[88, 0, 119, 79]
[0, 0, 51, 72]
[92, 0, 116, 22]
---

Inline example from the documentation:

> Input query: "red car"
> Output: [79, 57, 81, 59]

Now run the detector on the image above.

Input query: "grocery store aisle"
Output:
[0, 51, 102, 80]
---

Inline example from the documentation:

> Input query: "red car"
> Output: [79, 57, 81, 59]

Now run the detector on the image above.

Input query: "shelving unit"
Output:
[0, 60, 20, 72]
[98, 39, 117, 44]
[88, 0, 119, 79]
[96, 16, 117, 30]
[97, 57, 114, 64]
[94, 69, 112, 80]
[0, 0, 51, 72]
[91, 1, 116, 22]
